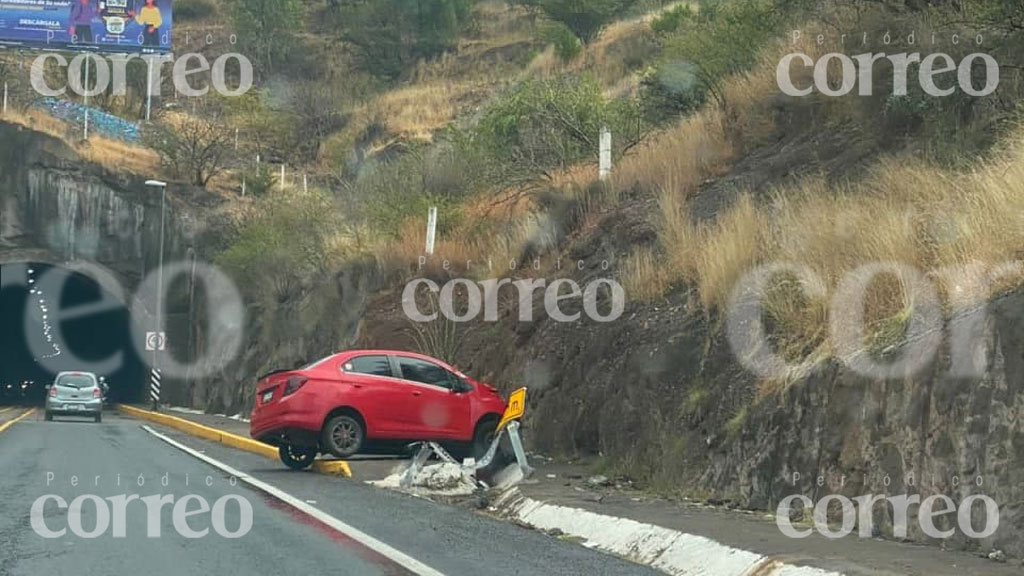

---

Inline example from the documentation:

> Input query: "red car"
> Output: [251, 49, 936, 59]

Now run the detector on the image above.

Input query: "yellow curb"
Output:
[0, 408, 36, 434]
[312, 460, 353, 475]
[0, 407, 14, 415]
[117, 405, 351, 477]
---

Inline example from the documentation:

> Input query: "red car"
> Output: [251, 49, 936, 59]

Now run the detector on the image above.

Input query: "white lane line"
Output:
[141, 425, 446, 576]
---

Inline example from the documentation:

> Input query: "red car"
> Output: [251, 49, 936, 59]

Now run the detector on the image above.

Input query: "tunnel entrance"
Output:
[1, 262, 145, 406]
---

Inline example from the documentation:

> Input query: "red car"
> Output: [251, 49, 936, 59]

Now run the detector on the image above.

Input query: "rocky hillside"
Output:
[4, 0, 1020, 560]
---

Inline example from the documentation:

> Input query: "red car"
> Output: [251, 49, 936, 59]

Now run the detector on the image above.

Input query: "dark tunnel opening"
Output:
[1, 262, 145, 406]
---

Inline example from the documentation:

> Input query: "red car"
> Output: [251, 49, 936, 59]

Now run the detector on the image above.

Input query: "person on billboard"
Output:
[68, 0, 98, 44]
[128, 0, 163, 47]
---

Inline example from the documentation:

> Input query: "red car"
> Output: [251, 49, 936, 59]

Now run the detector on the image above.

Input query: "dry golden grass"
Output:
[692, 194, 764, 310]
[345, 1, 535, 144]
[79, 134, 160, 175]
[524, 1, 692, 95]
[623, 246, 673, 302]
[3, 108, 160, 175]
[615, 111, 734, 196]
[366, 82, 464, 141]
[615, 20, 1023, 366]
[625, 131, 1024, 351]
[375, 212, 539, 283]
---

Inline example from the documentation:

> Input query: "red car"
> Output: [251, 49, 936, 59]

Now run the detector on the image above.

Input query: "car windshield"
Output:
[55, 375, 94, 388]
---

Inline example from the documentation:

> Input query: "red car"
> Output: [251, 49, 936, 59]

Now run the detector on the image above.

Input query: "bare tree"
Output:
[291, 82, 347, 162]
[147, 102, 232, 187]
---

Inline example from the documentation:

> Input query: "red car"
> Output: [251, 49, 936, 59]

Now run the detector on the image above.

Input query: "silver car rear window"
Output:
[56, 374, 95, 388]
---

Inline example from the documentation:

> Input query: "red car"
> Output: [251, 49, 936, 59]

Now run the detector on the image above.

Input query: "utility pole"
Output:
[146, 179, 168, 411]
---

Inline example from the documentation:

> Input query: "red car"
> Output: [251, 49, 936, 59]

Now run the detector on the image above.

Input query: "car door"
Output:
[335, 354, 407, 437]
[392, 356, 471, 440]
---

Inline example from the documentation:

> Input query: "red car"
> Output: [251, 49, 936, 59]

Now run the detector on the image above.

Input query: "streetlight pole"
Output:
[146, 180, 168, 411]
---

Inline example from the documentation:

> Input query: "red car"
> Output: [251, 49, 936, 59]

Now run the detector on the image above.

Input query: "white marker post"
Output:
[145, 56, 154, 122]
[425, 207, 438, 255]
[2, 82, 7, 115]
[280, 164, 285, 191]
[83, 56, 90, 140]
[599, 125, 612, 181]
[303, 173, 308, 194]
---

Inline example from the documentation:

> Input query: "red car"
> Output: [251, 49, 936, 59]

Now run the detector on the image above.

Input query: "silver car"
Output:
[45, 372, 103, 423]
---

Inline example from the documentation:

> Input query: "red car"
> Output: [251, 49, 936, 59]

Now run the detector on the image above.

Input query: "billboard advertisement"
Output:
[0, 0, 172, 54]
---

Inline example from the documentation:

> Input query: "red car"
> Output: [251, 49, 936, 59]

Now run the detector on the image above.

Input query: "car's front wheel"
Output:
[321, 414, 364, 458]
[472, 416, 501, 459]
[279, 445, 316, 470]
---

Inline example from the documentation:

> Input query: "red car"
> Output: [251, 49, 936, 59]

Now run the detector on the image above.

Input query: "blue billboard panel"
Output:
[0, 0, 172, 54]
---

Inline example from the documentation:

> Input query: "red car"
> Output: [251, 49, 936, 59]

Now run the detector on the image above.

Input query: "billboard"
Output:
[0, 0, 172, 54]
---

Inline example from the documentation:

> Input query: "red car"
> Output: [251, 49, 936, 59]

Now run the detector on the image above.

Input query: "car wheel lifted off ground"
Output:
[278, 445, 317, 470]
[472, 416, 500, 460]
[321, 414, 364, 458]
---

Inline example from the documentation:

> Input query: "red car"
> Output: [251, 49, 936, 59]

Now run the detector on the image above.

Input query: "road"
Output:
[0, 409, 660, 576]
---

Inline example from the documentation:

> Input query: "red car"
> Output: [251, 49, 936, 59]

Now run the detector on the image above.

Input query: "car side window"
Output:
[341, 355, 393, 377]
[396, 357, 455, 390]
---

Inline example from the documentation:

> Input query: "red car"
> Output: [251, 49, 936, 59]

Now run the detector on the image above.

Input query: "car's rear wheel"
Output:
[94, 413, 102, 423]
[279, 445, 316, 470]
[321, 414, 364, 458]
[44, 411, 53, 422]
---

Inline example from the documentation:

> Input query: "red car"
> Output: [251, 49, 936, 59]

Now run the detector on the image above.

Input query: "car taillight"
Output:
[282, 376, 308, 397]
[93, 388, 101, 398]
[49, 387, 57, 397]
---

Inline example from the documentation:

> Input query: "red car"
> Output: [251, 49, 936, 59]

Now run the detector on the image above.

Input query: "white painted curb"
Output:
[492, 489, 843, 576]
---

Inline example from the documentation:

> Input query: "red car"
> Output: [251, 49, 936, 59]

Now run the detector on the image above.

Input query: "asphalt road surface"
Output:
[0, 410, 660, 576]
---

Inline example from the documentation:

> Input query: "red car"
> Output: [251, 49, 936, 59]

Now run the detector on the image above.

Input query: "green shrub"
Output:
[657, 0, 782, 108]
[329, 0, 476, 80]
[540, 21, 582, 62]
[348, 143, 478, 239]
[244, 163, 276, 197]
[217, 190, 340, 302]
[467, 76, 642, 179]
[650, 3, 693, 34]
[175, 0, 217, 21]
[229, 0, 300, 75]
[534, 0, 638, 43]
[640, 60, 706, 123]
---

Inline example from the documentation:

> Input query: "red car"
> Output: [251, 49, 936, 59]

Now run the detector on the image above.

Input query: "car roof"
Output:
[337, 349, 445, 362]
[316, 350, 455, 370]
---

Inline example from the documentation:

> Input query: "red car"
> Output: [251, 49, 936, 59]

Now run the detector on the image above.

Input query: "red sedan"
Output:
[250, 350, 508, 469]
